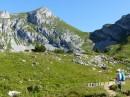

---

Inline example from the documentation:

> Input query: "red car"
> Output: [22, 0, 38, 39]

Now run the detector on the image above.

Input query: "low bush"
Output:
[32, 44, 46, 52]
[84, 93, 107, 97]
[122, 90, 130, 96]
[109, 85, 118, 91]
[54, 49, 64, 54]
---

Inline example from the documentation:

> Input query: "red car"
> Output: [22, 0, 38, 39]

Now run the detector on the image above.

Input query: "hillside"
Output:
[0, 52, 129, 97]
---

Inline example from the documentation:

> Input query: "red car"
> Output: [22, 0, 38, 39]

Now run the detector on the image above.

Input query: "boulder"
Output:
[8, 91, 21, 97]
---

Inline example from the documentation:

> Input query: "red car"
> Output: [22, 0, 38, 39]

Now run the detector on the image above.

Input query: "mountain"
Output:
[0, 7, 86, 52]
[90, 14, 130, 52]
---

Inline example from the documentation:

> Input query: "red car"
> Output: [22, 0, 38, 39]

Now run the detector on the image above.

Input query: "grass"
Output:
[53, 18, 88, 39]
[0, 52, 128, 97]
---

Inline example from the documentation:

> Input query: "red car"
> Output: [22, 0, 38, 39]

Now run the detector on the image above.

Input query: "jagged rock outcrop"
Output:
[0, 7, 84, 52]
[90, 14, 130, 52]
[0, 11, 13, 50]
[28, 8, 55, 25]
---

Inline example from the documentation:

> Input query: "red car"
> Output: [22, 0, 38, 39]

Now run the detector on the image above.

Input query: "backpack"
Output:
[121, 72, 125, 81]
[117, 72, 122, 81]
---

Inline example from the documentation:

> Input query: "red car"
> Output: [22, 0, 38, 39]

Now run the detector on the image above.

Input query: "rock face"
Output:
[90, 14, 130, 52]
[0, 11, 12, 50]
[28, 8, 55, 25]
[0, 7, 84, 52]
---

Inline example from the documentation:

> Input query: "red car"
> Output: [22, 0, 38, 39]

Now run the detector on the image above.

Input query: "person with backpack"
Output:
[121, 69, 126, 82]
[116, 69, 122, 91]
[116, 69, 126, 91]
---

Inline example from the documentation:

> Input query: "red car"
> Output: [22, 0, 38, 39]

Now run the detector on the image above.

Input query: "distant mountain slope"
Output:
[106, 36, 130, 60]
[0, 7, 87, 52]
[90, 14, 130, 52]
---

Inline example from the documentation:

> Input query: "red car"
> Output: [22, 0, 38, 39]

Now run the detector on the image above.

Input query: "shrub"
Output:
[109, 85, 118, 91]
[27, 85, 41, 93]
[113, 55, 127, 61]
[127, 90, 130, 96]
[122, 90, 130, 96]
[66, 50, 73, 53]
[54, 49, 64, 54]
[84, 93, 107, 97]
[66, 91, 80, 97]
[33, 44, 46, 52]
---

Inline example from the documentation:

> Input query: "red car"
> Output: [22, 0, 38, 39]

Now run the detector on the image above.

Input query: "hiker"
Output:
[121, 69, 126, 84]
[116, 69, 126, 91]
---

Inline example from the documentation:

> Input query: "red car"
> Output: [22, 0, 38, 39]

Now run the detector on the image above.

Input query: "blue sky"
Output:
[0, 0, 130, 32]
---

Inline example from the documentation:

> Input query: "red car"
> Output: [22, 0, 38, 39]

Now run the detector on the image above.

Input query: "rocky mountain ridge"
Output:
[0, 7, 84, 52]
[90, 14, 130, 52]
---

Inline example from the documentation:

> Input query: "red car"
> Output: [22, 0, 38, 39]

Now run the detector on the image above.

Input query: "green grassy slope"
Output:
[54, 19, 87, 38]
[107, 36, 130, 64]
[0, 52, 128, 97]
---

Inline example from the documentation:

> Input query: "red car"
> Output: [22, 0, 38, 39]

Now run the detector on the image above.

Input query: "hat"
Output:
[117, 69, 121, 72]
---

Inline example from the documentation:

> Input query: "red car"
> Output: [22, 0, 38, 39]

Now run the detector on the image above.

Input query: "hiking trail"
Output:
[103, 81, 116, 97]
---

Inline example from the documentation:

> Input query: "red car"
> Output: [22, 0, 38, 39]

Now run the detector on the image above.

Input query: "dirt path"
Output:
[103, 81, 116, 97]
[87, 81, 116, 96]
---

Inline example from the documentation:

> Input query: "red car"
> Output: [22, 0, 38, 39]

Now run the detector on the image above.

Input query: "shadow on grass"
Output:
[65, 91, 107, 97]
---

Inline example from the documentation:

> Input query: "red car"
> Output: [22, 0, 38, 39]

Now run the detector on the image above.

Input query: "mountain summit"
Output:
[0, 7, 84, 52]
